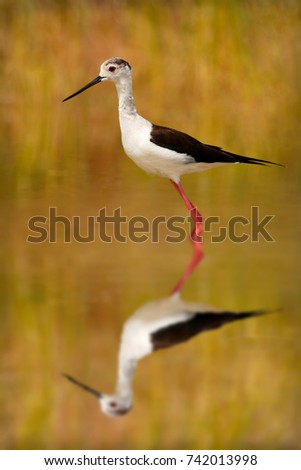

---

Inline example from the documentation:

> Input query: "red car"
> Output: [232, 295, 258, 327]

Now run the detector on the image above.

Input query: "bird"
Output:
[63, 293, 269, 418]
[63, 57, 283, 292]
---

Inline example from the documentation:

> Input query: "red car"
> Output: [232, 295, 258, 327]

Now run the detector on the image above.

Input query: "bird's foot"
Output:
[189, 207, 203, 242]
[190, 217, 203, 245]
[190, 207, 203, 225]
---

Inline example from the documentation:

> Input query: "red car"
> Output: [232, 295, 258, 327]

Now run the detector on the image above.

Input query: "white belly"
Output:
[119, 114, 197, 181]
[119, 113, 225, 181]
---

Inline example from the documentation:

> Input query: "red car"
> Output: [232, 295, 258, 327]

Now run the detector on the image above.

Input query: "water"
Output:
[0, 0, 300, 450]
[1, 164, 299, 449]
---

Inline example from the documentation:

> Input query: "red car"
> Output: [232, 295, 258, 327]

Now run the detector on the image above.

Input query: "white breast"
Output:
[119, 113, 197, 181]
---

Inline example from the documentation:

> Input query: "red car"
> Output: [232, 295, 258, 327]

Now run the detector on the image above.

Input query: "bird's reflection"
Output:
[64, 293, 268, 418]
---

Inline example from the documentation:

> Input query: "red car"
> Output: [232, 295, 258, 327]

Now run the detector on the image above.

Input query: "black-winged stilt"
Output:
[63, 57, 283, 292]
[63, 293, 269, 417]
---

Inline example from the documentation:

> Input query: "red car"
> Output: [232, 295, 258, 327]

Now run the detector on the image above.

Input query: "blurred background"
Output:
[0, 0, 300, 449]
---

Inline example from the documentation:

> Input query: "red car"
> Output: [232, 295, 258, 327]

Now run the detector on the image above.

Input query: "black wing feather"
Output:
[150, 124, 283, 167]
[151, 310, 266, 351]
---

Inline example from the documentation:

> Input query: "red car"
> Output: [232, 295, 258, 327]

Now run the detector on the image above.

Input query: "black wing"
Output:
[150, 124, 283, 167]
[151, 310, 266, 351]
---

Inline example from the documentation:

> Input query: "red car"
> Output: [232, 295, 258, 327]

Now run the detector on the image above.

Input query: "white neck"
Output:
[114, 76, 137, 117]
[115, 357, 136, 406]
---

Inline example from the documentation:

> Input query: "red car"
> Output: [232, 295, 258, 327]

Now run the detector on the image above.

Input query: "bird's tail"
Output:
[224, 309, 268, 321]
[216, 307, 281, 326]
[196, 308, 278, 334]
[235, 155, 286, 167]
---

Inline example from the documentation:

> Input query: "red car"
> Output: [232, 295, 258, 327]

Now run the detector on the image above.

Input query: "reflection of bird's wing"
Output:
[120, 295, 218, 361]
[151, 310, 266, 351]
[119, 296, 192, 362]
[120, 294, 268, 359]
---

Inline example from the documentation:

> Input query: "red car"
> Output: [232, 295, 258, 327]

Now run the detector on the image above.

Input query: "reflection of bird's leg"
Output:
[170, 180, 204, 294]
[171, 244, 203, 294]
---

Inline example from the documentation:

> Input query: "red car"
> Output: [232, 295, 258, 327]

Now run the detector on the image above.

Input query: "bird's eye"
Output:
[109, 401, 117, 408]
[108, 66, 116, 72]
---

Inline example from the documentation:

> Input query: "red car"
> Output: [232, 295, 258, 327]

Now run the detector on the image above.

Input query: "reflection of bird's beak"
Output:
[63, 76, 103, 102]
[63, 373, 103, 398]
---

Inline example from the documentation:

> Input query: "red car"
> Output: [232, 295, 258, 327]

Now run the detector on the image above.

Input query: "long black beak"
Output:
[63, 76, 103, 102]
[63, 373, 103, 398]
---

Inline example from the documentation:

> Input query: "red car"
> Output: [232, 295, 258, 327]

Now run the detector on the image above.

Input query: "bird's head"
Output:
[99, 394, 132, 418]
[100, 57, 132, 82]
[63, 57, 132, 102]
[63, 373, 132, 418]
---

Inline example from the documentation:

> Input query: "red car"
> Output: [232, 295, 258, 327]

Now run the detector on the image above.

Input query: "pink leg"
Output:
[170, 180, 203, 242]
[170, 180, 204, 294]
